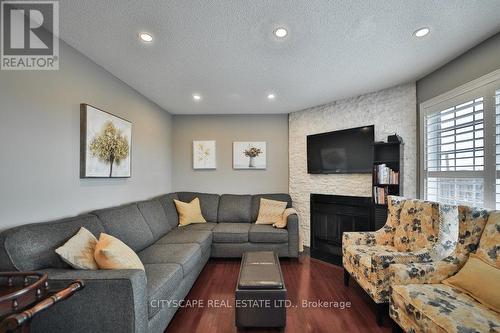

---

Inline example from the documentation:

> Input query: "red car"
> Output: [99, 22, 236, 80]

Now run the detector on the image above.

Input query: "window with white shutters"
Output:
[420, 70, 500, 208]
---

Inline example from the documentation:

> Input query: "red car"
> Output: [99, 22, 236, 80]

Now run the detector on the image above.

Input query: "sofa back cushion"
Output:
[0, 214, 105, 271]
[93, 204, 154, 252]
[251, 194, 292, 222]
[394, 199, 440, 252]
[475, 211, 500, 268]
[218, 194, 252, 223]
[156, 193, 180, 229]
[176, 192, 220, 222]
[137, 199, 172, 241]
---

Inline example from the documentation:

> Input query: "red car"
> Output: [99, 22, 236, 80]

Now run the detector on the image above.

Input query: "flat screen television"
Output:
[307, 125, 374, 174]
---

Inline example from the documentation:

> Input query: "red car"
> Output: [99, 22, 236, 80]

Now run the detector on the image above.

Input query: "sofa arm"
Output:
[286, 214, 299, 258]
[389, 258, 463, 285]
[31, 269, 148, 333]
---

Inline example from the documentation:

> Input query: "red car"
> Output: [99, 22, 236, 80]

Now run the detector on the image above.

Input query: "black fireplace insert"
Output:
[310, 193, 373, 265]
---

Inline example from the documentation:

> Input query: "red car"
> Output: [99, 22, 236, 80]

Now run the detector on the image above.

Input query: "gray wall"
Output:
[417, 32, 500, 104]
[0, 41, 173, 229]
[172, 115, 289, 194]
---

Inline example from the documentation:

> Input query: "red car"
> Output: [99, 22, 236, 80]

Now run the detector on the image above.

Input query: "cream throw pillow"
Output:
[94, 233, 144, 271]
[174, 197, 207, 227]
[55, 227, 98, 270]
[255, 198, 287, 225]
[443, 253, 500, 313]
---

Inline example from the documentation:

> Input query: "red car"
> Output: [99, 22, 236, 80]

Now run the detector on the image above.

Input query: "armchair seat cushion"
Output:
[212, 223, 250, 243]
[144, 263, 183, 318]
[249, 224, 288, 243]
[391, 284, 500, 333]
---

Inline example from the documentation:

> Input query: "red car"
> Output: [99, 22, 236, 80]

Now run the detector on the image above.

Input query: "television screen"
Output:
[307, 125, 374, 174]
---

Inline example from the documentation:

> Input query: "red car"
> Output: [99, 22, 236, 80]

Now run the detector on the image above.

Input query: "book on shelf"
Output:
[373, 186, 388, 205]
[374, 164, 399, 185]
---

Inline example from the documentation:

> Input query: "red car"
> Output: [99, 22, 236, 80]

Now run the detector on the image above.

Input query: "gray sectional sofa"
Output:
[0, 192, 299, 333]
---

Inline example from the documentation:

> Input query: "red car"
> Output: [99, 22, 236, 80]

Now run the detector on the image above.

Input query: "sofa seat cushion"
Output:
[180, 223, 218, 231]
[138, 243, 201, 276]
[156, 229, 212, 255]
[213, 223, 251, 243]
[391, 284, 500, 333]
[249, 224, 288, 243]
[144, 263, 183, 318]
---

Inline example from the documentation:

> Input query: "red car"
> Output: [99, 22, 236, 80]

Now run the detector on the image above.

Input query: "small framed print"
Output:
[233, 141, 266, 169]
[193, 140, 216, 169]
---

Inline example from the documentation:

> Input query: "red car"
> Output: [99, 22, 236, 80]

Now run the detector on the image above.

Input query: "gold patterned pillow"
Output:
[394, 199, 439, 252]
[55, 227, 98, 270]
[475, 211, 500, 268]
[255, 198, 287, 225]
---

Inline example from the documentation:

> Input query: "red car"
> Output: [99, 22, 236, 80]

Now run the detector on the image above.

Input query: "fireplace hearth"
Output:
[310, 194, 372, 265]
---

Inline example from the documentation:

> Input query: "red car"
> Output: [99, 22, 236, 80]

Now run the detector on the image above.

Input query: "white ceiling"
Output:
[58, 1, 500, 114]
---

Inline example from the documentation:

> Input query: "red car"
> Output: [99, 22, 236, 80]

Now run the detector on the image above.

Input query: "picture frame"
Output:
[233, 141, 267, 169]
[193, 140, 216, 169]
[80, 104, 132, 178]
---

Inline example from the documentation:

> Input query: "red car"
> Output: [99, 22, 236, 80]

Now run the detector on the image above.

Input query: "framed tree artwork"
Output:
[193, 140, 216, 169]
[80, 104, 132, 178]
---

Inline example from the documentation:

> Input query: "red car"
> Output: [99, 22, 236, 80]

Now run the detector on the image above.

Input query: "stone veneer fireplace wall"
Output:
[289, 83, 417, 246]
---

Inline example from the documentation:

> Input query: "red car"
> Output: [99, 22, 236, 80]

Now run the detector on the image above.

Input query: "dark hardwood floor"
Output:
[166, 255, 392, 333]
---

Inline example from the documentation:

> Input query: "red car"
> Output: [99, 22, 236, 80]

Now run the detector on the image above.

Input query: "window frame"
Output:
[419, 68, 500, 209]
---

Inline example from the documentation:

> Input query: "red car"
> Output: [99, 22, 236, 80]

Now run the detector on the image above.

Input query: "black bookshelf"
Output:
[372, 142, 404, 230]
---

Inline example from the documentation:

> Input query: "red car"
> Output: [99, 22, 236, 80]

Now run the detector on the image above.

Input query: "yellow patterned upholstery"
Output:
[391, 284, 500, 333]
[389, 208, 498, 333]
[342, 196, 460, 304]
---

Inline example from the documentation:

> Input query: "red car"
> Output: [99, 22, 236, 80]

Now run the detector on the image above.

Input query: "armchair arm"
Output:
[286, 214, 299, 258]
[342, 225, 394, 247]
[31, 269, 148, 333]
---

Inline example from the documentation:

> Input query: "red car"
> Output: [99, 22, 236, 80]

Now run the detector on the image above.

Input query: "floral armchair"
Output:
[342, 196, 459, 325]
[389, 208, 497, 333]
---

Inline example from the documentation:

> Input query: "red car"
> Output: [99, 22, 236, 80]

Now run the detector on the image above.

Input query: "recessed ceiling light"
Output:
[274, 28, 287, 38]
[267, 93, 275, 100]
[139, 32, 153, 42]
[413, 27, 430, 38]
[193, 94, 201, 101]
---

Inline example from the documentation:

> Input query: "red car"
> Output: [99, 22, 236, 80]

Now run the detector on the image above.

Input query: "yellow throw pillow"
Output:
[174, 197, 207, 227]
[255, 198, 288, 225]
[94, 233, 144, 271]
[55, 227, 98, 270]
[443, 253, 500, 313]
